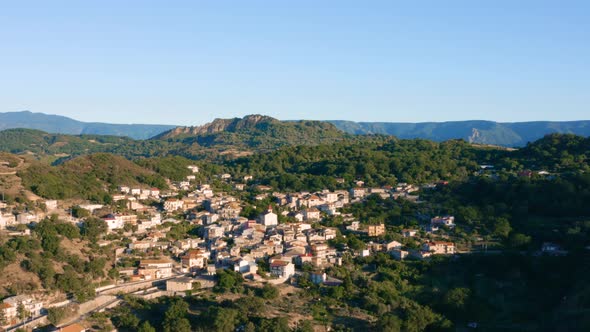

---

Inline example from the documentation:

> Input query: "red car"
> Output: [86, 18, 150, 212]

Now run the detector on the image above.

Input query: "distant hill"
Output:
[3, 111, 589, 148]
[155, 114, 351, 152]
[329, 120, 590, 147]
[18, 153, 167, 201]
[0, 111, 175, 139]
[0, 115, 350, 159]
[0, 128, 138, 156]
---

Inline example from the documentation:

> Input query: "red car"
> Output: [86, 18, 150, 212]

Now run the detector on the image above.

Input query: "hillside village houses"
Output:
[0, 171, 465, 330]
[431, 215, 455, 228]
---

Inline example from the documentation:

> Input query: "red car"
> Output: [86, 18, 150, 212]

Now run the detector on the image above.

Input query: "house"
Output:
[0, 302, 16, 324]
[149, 188, 161, 197]
[431, 216, 455, 228]
[164, 199, 184, 212]
[16, 212, 39, 224]
[102, 215, 124, 231]
[410, 250, 432, 260]
[307, 195, 323, 207]
[349, 188, 365, 199]
[346, 221, 360, 231]
[181, 249, 209, 272]
[139, 259, 174, 279]
[390, 249, 409, 260]
[384, 241, 403, 251]
[45, 200, 58, 211]
[289, 212, 304, 222]
[323, 192, 339, 203]
[205, 226, 225, 239]
[232, 257, 258, 275]
[128, 241, 154, 251]
[259, 206, 278, 227]
[303, 208, 321, 221]
[402, 229, 417, 237]
[270, 260, 295, 279]
[187, 165, 200, 173]
[368, 224, 386, 237]
[422, 241, 455, 255]
[167, 277, 197, 292]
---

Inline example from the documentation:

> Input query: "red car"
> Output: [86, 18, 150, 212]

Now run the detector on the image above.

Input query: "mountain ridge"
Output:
[0, 111, 176, 139]
[327, 119, 590, 146]
[2, 111, 590, 147]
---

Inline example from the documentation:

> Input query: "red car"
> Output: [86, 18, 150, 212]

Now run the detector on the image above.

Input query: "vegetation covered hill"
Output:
[154, 114, 351, 151]
[0, 111, 175, 139]
[18, 153, 167, 202]
[516, 133, 590, 171]
[226, 137, 496, 190]
[0, 116, 351, 160]
[0, 128, 139, 156]
[330, 119, 590, 147]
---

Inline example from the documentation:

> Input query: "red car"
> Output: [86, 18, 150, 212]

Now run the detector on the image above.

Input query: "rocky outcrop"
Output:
[155, 114, 279, 138]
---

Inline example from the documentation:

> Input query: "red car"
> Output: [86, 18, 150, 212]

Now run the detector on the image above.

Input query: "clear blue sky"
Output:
[1, 1, 588, 125]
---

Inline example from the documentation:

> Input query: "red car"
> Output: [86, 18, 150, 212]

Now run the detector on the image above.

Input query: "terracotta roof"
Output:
[0, 302, 13, 309]
[270, 260, 290, 267]
[59, 323, 86, 332]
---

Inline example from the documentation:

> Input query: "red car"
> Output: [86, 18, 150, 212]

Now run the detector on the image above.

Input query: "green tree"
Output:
[215, 269, 243, 293]
[71, 205, 91, 218]
[47, 307, 67, 325]
[296, 320, 315, 332]
[80, 217, 108, 242]
[493, 218, 512, 238]
[210, 307, 239, 332]
[162, 298, 191, 332]
[444, 287, 471, 310]
[375, 314, 402, 332]
[138, 320, 157, 332]
[261, 283, 279, 299]
[16, 302, 29, 321]
[509, 233, 532, 248]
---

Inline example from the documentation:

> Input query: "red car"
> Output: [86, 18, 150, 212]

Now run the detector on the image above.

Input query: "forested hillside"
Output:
[18, 154, 167, 202]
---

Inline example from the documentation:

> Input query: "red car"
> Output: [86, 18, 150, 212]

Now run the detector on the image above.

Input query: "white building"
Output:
[431, 216, 455, 228]
[139, 259, 174, 279]
[259, 207, 278, 227]
[164, 199, 184, 212]
[102, 215, 124, 231]
[303, 208, 321, 221]
[3, 295, 43, 318]
[270, 260, 295, 279]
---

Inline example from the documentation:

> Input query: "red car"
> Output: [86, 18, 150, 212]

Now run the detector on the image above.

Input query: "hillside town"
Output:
[0, 164, 464, 331]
